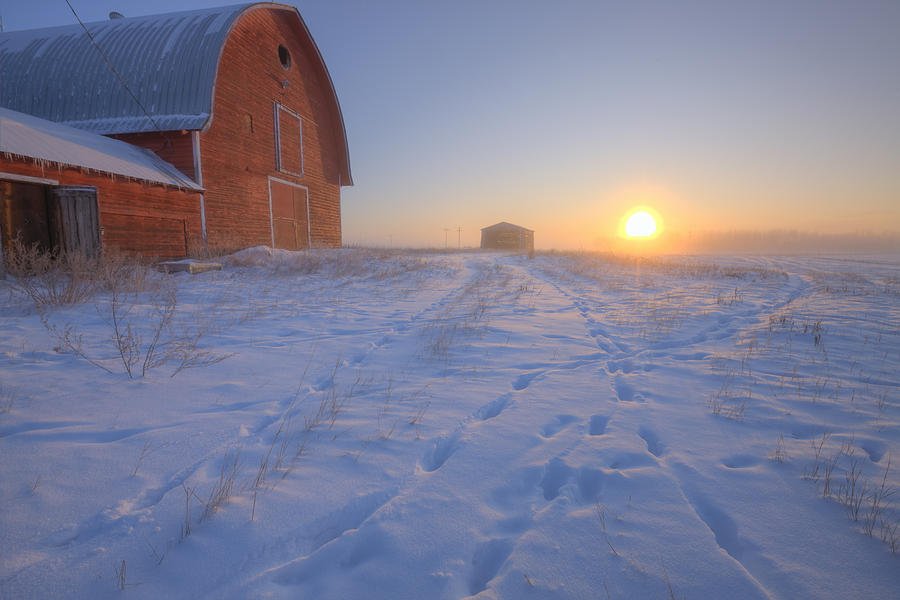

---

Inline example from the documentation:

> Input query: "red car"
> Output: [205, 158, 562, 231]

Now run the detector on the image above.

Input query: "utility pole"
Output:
[456, 226, 462, 249]
[443, 228, 449, 248]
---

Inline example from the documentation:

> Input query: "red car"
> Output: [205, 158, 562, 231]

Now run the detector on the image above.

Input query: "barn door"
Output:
[0, 181, 52, 256]
[269, 179, 309, 250]
[48, 187, 100, 257]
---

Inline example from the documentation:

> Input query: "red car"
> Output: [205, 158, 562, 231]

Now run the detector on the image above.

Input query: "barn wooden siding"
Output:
[481, 222, 535, 252]
[112, 131, 196, 181]
[195, 8, 344, 251]
[1, 159, 202, 259]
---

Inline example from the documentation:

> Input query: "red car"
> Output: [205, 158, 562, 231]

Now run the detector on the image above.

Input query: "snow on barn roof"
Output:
[481, 221, 534, 233]
[0, 107, 202, 190]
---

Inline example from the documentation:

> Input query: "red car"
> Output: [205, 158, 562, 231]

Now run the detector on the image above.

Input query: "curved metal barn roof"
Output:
[0, 2, 352, 184]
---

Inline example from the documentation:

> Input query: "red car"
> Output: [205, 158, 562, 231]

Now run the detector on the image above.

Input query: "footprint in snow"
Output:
[540, 457, 575, 501]
[613, 376, 639, 402]
[475, 394, 512, 421]
[535, 458, 606, 503]
[539, 414, 578, 438]
[722, 454, 761, 469]
[608, 451, 657, 470]
[272, 525, 390, 585]
[588, 415, 610, 436]
[310, 490, 394, 551]
[490, 466, 543, 509]
[607, 358, 637, 374]
[420, 432, 460, 472]
[859, 439, 886, 463]
[638, 426, 665, 458]
[577, 466, 605, 503]
[469, 538, 513, 595]
[512, 371, 542, 391]
[684, 488, 746, 562]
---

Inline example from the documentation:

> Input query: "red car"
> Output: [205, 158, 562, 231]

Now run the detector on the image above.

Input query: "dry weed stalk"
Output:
[201, 450, 241, 522]
[594, 503, 619, 557]
[115, 559, 127, 591]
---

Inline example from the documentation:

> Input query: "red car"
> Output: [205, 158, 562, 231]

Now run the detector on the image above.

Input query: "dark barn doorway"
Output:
[0, 181, 100, 264]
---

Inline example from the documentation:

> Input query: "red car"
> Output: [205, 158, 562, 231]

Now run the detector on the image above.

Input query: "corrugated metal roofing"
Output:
[0, 4, 250, 135]
[0, 107, 202, 190]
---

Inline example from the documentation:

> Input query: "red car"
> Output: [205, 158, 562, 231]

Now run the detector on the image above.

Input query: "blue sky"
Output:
[3, 0, 899, 248]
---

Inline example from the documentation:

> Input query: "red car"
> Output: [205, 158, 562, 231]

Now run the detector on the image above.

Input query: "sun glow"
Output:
[619, 206, 663, 240]
[625, 211, 657, 238]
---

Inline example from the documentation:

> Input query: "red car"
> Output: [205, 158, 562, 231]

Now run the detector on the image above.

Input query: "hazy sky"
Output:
[3, 0, 899, 248]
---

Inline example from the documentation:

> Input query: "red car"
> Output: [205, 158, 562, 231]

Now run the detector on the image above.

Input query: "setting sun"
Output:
[625, 210, 657, 238]
[618, 206, 663, 241]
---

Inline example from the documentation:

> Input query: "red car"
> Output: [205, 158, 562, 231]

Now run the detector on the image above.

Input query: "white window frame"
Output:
[273, 103, 304, 178]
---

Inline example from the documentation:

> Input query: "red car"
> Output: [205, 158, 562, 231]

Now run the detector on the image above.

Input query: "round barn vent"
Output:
[278, 45, 292, 70]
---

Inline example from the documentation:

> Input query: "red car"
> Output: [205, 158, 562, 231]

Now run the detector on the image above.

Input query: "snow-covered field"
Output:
[1, 249, 897, 599]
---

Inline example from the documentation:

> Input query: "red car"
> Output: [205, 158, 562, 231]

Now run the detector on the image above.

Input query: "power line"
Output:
[63, 0, 168, 139]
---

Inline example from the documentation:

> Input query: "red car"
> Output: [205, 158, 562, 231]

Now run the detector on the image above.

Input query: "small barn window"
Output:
[274, 103, 303, 177]
[278, 45, 292, 70]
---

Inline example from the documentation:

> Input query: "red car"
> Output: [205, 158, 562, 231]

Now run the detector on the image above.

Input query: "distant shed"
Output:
[0, 2, 352, 253]
[481, 222, 534, 252]
[0, 107, 202, 264]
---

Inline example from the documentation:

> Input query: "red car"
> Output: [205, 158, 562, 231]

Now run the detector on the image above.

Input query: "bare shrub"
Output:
[707, 370, 748, 420]
[222, 247, 430, 281]
[37, 264, 230, 378]
[114, 559, 127, 591]
[803, 433, 831, 481]
[422, 263, 510, 360]
[822, 452, 839, 498]
[806, 443, 898, 552]
[881, 520, 899, 554]
[838, 459, 868, 521]
[167, 330, 233, 377]
[188, 231, 246, 260]
[130, 441, 154, 478]
[180, 484, 194, 541]
[408, 400, 431, 427]
[594, 503, 619, 557]
[769, 435, 788, 463]
[0, 382, 18, 414]
[376, 404, 398, 442]
[201, 450, 241, 522]
[5, 239, 102, 307]
[864, 456, 895, 537]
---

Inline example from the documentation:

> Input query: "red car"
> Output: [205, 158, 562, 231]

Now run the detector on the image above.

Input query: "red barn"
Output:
[1, 107, 202, 263]
[481, 222, 535, 252]
[0, 2, 352, 255]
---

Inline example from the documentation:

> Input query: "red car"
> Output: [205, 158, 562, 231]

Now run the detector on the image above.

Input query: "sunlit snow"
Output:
[1, 249, 897, 599]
